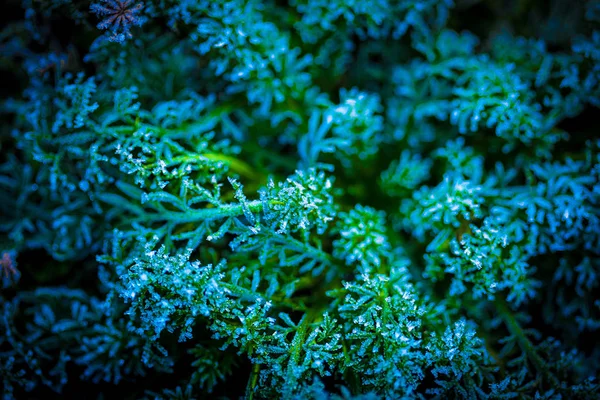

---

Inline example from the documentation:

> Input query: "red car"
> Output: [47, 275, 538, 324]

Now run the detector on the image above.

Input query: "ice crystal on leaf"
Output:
[2, 0, 600, 398]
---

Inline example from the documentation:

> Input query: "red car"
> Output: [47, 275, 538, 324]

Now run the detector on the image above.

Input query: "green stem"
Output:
[221, 282, 308, 311]
[494, 298, 559, 388]
[246, 363, 261, 400]
[341, 337, 360, 395]
[283, 310, 315, 397]
[140, 200, 263, 223]
[143, 152, 258, 181]
[269, 234, 335, 265]
[201, 153, 259, 180]
[289, 311, 314, 364]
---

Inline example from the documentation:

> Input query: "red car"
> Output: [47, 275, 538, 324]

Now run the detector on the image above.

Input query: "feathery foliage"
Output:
[1, 0, 599, 398]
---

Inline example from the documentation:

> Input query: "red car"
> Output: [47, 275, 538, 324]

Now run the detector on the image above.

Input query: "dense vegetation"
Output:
[1, 0, 599, 398]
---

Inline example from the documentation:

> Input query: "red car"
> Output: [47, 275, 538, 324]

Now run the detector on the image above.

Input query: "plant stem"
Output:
[246, 362, 261, 400]
[494, 298, 559, 388]
[140, 200, 263, 223]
